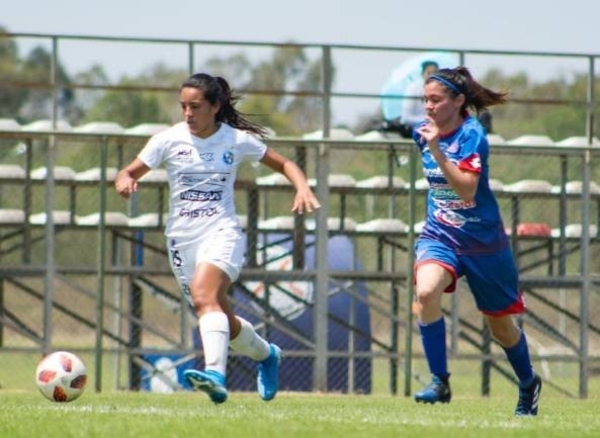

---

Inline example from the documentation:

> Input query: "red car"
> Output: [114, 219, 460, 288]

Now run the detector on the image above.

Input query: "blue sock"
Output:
[503, 331, 535, 388]
[418, 318, 448, 378]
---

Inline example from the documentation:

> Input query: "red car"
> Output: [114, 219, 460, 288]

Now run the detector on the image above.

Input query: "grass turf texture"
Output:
[0, 391, 598, 438]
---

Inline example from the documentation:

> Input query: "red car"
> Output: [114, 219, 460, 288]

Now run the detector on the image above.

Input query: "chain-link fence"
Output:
[1, 128, 599, 399]
[1, 33, 600, 400]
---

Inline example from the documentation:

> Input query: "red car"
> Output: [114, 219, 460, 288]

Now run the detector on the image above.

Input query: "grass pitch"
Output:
[0, 390, 598, 438]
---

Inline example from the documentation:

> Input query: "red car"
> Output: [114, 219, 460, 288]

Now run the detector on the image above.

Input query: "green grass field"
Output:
[1, 390, 598, 438]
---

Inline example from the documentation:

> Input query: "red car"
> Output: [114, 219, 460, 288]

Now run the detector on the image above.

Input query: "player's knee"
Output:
[487, 317, 521, 347]
[415, 286, 441, 309]
[189, 287, 219, 314]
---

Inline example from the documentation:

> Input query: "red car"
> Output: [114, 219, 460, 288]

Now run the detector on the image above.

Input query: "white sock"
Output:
[229, 317, 270, 361]
[199, 312, 230, 376]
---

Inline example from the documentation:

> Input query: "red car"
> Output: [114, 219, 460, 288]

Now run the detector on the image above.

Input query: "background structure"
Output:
[0, 32, 599, 400]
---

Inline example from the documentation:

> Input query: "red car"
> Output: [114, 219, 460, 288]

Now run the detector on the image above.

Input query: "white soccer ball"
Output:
[35, 351, 87, 402]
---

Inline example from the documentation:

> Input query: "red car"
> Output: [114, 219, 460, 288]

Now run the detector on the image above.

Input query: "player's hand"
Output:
[291, 188, 321, 214]
[415, 117, 440, 144]
[114, 174, 138, 199]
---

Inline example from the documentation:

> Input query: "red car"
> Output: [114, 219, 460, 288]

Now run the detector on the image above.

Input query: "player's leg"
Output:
[229, 316, 282, 401]
[486, 315, 541, 416]
[465, 249, 541, 416]
[167, 235, 238, 404]
[204, 229, 282, 401]
[413, 240, 458, 404]
[182, 229, 281, 402]
[183, 261, 232, 404]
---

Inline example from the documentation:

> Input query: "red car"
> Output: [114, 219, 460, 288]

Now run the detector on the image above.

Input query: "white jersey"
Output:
[137, 122, 267, 242]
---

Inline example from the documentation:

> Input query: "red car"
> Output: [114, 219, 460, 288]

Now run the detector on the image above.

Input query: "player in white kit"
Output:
[115, 73, 320, 404]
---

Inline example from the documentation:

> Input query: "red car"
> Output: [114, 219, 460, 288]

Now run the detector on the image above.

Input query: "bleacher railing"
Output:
[0, 32, 599, 399]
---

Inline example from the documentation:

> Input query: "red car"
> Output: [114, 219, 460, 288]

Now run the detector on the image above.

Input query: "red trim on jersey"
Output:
[458, 152, 482, 174]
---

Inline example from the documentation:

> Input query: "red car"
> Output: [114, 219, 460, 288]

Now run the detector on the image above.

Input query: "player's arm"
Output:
[115, 157, 151, 199]
[416, 119, 480, 202]
[260, 148, 321, 214]
[429, 144, 480, 202]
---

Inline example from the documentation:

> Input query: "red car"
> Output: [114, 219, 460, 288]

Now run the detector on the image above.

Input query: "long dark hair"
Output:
[180, 73, 267, 138]
[426, 66, 508, 117]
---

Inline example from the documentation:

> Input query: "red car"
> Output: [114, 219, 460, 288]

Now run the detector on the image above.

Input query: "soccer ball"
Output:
[35, 351, 87, 402]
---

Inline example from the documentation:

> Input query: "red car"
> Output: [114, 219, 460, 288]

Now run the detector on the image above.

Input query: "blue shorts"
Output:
[415, 239, 525, 316]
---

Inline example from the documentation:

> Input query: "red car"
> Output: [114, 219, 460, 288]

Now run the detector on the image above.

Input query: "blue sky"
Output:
[3, 0, 599, 125]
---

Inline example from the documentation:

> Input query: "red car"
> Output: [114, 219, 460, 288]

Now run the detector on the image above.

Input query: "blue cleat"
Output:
[257, 343, 281, 401]
[183, 369, 227, 404]
[515, 374, 542, 416]
[414, 374, 451, 404]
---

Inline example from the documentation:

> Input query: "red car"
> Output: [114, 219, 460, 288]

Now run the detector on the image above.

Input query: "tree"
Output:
[285, 58, 330, 134]
[204, 53, 253, 88]
[134, 62, 189, 123]
[19, 45, 75, 122]
[0, 26, 27, 120]
[479, 70, 596, 140]
[78, 62, 188, 128]
[82, 77, 170, 128]
[235, 44, 332, 135]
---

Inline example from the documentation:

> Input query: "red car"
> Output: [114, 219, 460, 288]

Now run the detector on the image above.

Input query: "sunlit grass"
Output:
[0, 390, 598, 438]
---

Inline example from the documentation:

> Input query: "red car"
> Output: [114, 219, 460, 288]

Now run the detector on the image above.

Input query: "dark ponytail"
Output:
[180, 73, 268, 138]
[426, 66, 508, 116]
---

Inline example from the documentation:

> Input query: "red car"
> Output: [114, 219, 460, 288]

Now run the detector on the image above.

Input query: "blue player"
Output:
[411, 66, 541, 416]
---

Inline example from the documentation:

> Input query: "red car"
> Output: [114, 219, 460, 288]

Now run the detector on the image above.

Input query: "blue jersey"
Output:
[413, 116, 509, 255]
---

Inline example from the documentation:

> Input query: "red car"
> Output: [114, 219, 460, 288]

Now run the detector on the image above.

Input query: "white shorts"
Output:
[166, 228, 246, 306]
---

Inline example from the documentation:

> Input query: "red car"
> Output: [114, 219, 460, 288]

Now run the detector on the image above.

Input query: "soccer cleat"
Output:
[257, 343, 282, 401]
[183, 369, 227, 404]
[515, 374, 542, 416]
[414, 374, 452, 404]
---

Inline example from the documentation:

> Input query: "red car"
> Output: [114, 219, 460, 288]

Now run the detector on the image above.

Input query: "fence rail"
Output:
[1, 32, 599, 399]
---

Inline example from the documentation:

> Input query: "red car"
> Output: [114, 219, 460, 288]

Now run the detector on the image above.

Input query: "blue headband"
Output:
[430, 74, 461, 95]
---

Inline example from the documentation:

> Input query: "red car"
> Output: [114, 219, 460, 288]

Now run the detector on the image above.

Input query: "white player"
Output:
[115, 72, 320, 404]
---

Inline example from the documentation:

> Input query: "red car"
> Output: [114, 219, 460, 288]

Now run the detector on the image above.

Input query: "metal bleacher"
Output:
[1, 117, 600, 397]
[3, 30, 600, 401]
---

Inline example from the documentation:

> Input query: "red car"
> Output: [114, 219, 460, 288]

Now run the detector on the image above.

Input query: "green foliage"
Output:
[82, 83, 168, 128]
[204, 43, 329, 135]
[2, 31, 599, 141]
[239, 95, 297, 135]
[3, 32, 600, 189]
[0, 30, 29, 120]
[78, 64, 187, 128]
[481, 70, 598, 140]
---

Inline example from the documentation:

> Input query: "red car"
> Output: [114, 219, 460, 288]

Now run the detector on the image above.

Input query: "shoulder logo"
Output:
[469, 156, 481, 169]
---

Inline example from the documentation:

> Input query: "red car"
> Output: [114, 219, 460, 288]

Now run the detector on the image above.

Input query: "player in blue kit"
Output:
[410, 66, 541, 416]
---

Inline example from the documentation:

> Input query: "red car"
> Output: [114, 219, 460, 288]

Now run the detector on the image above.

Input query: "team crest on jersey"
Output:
[446, 141, 459, 154]
[222, 151, 234, 165]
